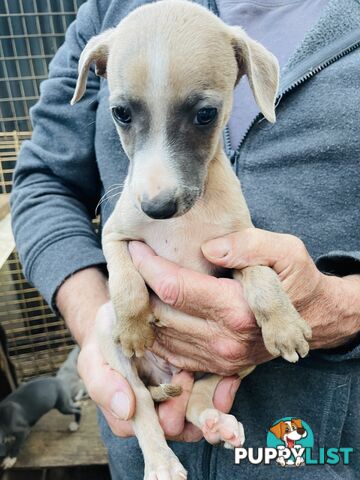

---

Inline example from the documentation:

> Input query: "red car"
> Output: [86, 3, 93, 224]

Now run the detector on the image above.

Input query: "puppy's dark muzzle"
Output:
[297, 427, 305, 435]
[141, 192, 178, 219]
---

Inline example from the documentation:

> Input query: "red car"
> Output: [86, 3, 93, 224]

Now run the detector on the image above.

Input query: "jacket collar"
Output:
[199, 0, 360, 91]
[283, 0, 360, 75]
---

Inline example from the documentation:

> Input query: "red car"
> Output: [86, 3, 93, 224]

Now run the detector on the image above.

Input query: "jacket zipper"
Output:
[225, 36, 360, 166]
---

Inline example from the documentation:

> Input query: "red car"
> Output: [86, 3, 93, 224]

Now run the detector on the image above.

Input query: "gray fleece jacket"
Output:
[10, 0, 360, 478]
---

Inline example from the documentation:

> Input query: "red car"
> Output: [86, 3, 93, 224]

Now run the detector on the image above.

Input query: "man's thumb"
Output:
[201, 229, 280, 270]
[201, 231, 251, 269]
[78, 343, 136, 420]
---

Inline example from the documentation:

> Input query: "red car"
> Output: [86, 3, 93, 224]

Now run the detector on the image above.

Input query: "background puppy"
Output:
[72, 0, 312, 478]
[56, 345, 87, 402]
[0, 349, 82, 470]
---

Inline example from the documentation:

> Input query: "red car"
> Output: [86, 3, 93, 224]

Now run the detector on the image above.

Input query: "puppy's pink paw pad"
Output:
[204, 417, 218, 430]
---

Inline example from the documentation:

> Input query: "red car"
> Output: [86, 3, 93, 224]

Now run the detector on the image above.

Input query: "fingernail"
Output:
[110, 392, 130, 420]
[203, 238, 231, 258]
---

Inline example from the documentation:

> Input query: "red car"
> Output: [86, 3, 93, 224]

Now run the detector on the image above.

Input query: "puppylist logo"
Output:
[267, 418, 313, 467]
[235, 417, 354, 467]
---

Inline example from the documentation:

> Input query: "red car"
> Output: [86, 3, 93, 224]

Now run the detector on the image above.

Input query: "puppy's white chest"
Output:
[112, 161, 250, 274]
[124, 200, 241, 275]
[142, 217, 222, 274]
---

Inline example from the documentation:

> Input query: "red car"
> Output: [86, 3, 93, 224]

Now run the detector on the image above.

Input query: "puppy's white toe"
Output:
[69, 421, 79, 432]
[261, 314, 311, 363]
[199, 409, 245, 448]
[148, 469, 186, 480]
[146, 453, 187, 480]
[282, 350, 299, 363]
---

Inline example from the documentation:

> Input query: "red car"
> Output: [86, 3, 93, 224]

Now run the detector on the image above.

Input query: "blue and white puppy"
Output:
[0, 352, 82, 470]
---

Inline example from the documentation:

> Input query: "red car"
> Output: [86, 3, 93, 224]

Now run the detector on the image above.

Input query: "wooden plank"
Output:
[0, 195, 9, 220]
[14, 402, 108, 469]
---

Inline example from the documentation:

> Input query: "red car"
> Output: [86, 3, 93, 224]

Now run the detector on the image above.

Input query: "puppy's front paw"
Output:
[236, 265, 312, 363]
[261, 308, 311, 363]
[114, 308, 155, 358]
[2, 457, 17, 469]
[145, 450, 187, 480]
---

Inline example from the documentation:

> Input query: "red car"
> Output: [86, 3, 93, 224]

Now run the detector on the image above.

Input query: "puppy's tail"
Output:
[148, 384, 182, 402]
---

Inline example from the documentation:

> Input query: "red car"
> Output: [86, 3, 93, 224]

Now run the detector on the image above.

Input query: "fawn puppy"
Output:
[72, 1, 311, 478]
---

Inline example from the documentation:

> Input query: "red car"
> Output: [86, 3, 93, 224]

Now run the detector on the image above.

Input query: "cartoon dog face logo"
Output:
[270, 418, 307, 449]
[269, 418, 309, 467]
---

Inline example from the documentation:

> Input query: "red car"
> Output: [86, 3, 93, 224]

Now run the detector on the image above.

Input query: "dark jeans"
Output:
[98, 357, 358, 479]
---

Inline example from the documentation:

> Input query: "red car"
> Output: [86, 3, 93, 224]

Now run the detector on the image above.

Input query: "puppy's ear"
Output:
[230, 27, 279, 123]
[269, 421, 284, 439]
[71, 28, 115, 105]
[292, 418, 302, 429]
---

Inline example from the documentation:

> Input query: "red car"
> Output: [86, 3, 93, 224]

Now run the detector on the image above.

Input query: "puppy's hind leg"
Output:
[56, 384, 82, 432]
[186, 375, 245, 450]
[2, 429, 30, 469]
[97, 305, 187, 480]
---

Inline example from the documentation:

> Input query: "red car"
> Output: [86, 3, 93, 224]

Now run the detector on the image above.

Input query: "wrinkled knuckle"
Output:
[286, 234, 306, 254]
[167, 353, 185, 369]
[157, 274, 181, 306]
[292, 239, 309, 266]
[230, 309, 254, 328]
[214, 338, 241, 363]
[237, 310, 252, 325]
[157, 332, 173, 352]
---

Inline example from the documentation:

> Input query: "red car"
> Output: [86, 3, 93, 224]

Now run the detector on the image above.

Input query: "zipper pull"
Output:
[229, 149, 236, 165]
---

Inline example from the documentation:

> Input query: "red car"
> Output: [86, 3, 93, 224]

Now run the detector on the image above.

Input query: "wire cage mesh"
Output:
[0, 0, 86, 132]
[0, 251, 75, 381]
[0, 0, 87, 383]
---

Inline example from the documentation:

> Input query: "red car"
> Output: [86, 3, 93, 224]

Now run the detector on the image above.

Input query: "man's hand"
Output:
[57, 268, 239, 440]
[128, 229, 360, 374]
[78, 301, 241, 440]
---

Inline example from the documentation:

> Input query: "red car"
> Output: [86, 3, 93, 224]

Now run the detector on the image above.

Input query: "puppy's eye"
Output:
[112, 106, 132, 125]
[194, 107, 217, 126]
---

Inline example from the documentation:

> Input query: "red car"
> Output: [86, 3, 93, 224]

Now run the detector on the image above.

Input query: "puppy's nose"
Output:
[141, 193, 178, 219]
[297, 427, 305, 435]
